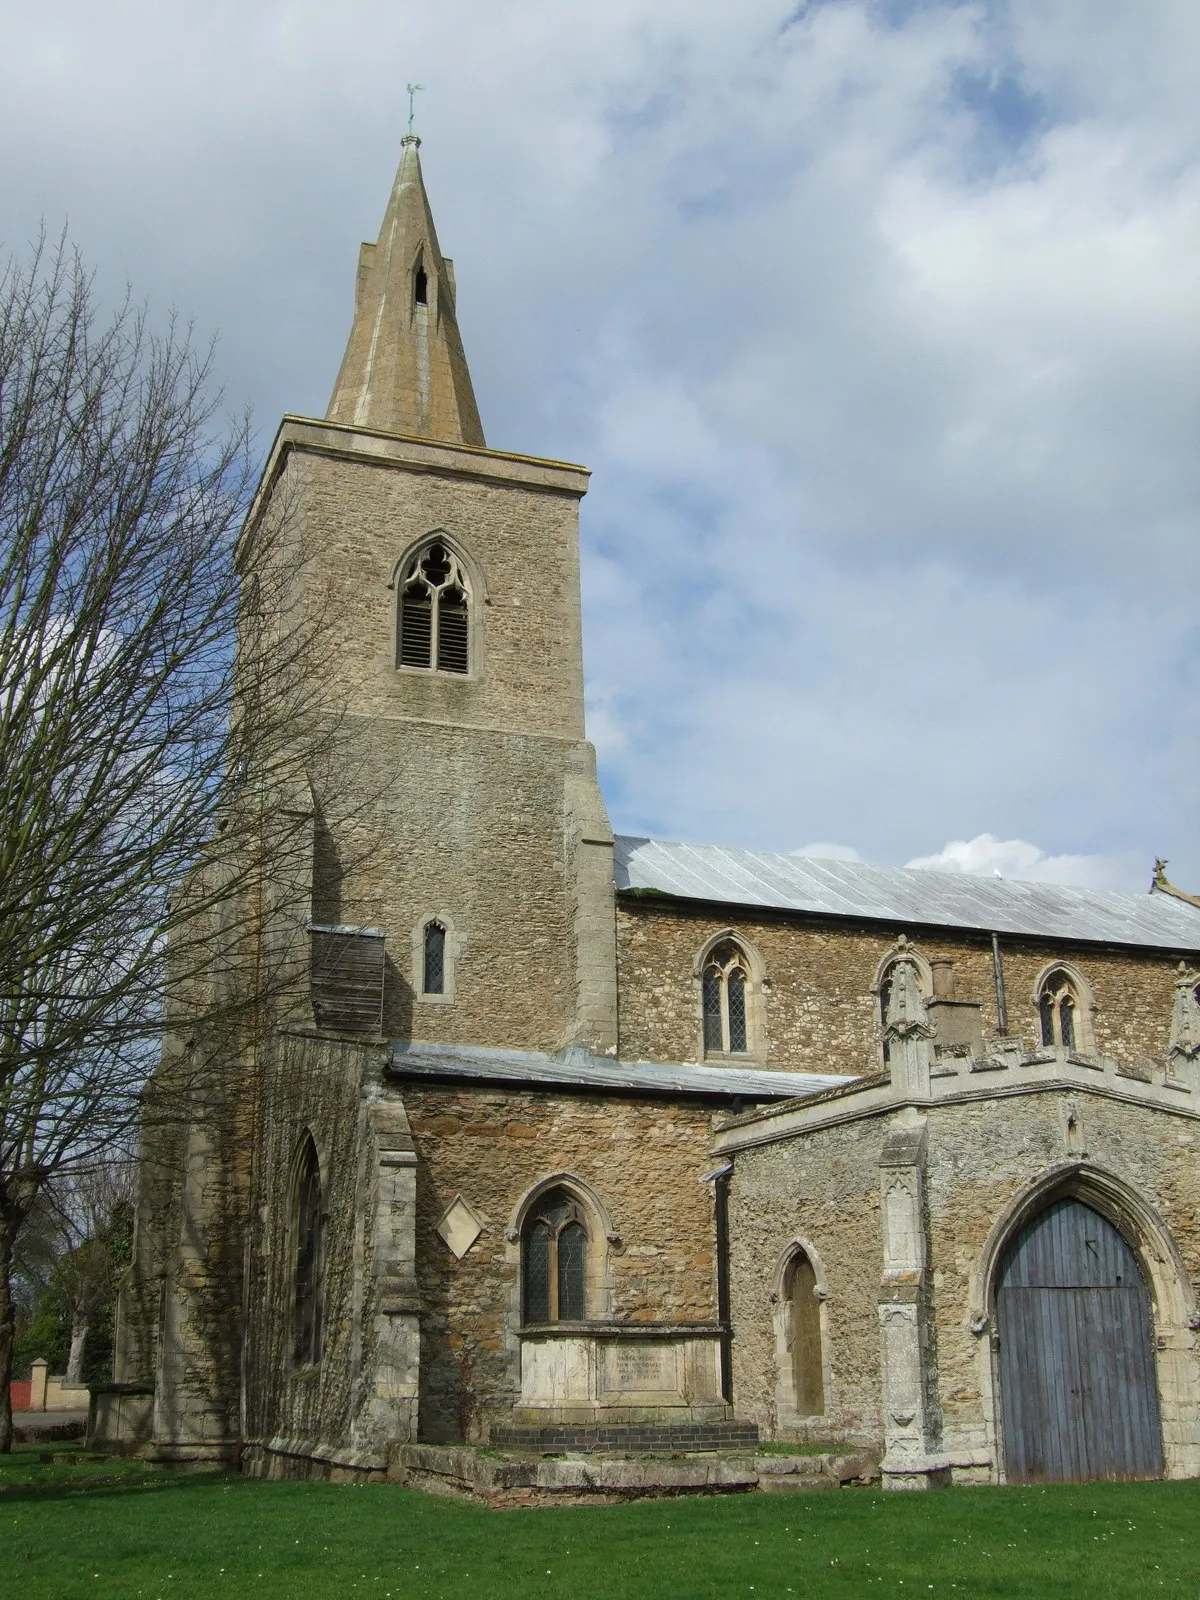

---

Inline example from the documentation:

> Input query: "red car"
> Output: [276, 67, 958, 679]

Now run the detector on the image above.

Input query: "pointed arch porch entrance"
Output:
[996, 1198, 1163, 1483]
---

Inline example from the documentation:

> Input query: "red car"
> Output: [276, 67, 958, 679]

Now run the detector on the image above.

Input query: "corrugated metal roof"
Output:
[614, 835, 1200, 952]
[387, 1041, 844, 1101]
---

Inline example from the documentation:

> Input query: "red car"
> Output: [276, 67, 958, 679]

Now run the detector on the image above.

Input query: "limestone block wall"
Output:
[616, 900, 1181, 1075]
[922, 1094, 1200, 1480]
[398, 1081, 722, 1442]
[726, 1087, 1200, 1479]
[290, 444, 588, 739]
[311, 718, 583, 1053]
[725, 1115, 887, 1444]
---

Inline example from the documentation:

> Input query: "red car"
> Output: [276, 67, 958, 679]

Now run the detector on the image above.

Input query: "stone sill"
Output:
[520, 1322, 726, 1340]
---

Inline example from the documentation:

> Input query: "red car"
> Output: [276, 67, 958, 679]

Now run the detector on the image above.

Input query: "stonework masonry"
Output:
[617, 898, 1179, 1074]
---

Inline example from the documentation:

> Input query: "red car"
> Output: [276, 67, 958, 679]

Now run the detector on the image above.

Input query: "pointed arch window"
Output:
[702, 941, 750, 1055]
[293, 1139, 325, 1368]
[878, 966, 896, 1066]
[398, 542, 471, 674]
[784, 1250, 825, 1417]
[522, 1188, 588, 1324]
[1038, 969, 1079, 1049]
[423, 920, 446, 995]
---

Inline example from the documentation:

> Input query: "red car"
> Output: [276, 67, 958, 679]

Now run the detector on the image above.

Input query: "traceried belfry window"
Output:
[702, 941, 750, 1055]
[423, 920, 446, 995]
[398, 542, 471, 674]
[293, 1138, 325, 1368]
[522, 1188, 588, 1324]
[1039, 970, 1078, 1050]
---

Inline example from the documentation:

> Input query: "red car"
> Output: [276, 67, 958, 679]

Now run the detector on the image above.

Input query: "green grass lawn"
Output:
[2, 1447, 1199, 1599]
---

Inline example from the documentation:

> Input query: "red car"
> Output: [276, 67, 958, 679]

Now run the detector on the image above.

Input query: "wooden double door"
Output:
[996, 1197, 1163, 1483]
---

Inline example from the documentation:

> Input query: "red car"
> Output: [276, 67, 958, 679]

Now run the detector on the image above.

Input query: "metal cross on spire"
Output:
[406, 83, 425, 136]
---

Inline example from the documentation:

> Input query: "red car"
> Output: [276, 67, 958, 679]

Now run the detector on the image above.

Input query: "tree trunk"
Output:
[66, 1319, 89, 1386]
[0, 1210, 16, 1453]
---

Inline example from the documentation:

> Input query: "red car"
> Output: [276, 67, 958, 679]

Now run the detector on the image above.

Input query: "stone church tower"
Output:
[103, 136, 1200, 1491]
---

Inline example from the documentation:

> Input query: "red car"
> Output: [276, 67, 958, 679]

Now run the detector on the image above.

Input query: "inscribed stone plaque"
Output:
[435, 1194, 483, 1258]
[607, 1343, 675, 1396]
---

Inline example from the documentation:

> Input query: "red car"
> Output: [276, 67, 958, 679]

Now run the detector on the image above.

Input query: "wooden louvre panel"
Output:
[310, 927, 386, 1036]
[437, 589, 469, 673]
[399, 586, 432, 668]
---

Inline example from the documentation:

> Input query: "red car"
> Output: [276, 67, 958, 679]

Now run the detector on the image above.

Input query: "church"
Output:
[98, 135, 1200, 1490]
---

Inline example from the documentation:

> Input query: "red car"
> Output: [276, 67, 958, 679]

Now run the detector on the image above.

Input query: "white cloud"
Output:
[904, 834, 1146, 892]
[791, 843, 864, 862]
[2, 0, 1196, 882]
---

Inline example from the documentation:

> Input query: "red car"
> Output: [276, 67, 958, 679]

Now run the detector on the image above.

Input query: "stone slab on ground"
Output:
[388, 1443, 879, 1504]
[12, 1410, 88, 1444]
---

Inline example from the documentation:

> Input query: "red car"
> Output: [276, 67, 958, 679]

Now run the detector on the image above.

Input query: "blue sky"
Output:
[2, 0, 1197, 890]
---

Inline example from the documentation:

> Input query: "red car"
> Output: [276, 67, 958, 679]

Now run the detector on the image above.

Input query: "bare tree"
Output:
[0, 236, 337, 1449]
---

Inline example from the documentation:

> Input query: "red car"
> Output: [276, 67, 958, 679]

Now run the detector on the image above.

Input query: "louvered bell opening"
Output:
[423, 921, 445, 994]
[437, 589, 469, 673]
[557, 1221, 587, 1321]
[727, 967, 748, 1052]
[702, 967, 723, 1052]
[399, 585, 432, 668]
[523, 1220, 552, 1323]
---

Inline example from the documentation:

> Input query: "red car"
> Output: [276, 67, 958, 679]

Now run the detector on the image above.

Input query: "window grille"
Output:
[701, 941, 752, 1055]
[521, 1189, 588, 1324]
[423, 921, 446, 995]
[293, 1141, 325, 1367]
[397, 542, 471, 674]
[1038, 971, 1081, 1049]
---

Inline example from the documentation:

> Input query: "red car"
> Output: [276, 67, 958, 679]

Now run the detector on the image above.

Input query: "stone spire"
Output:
[326, 137, 485, 445]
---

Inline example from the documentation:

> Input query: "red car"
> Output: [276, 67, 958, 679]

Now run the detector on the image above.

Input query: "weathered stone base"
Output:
[242, 1436, 388, 1482]
[388, 1443, 879, 1504]
[143, 1439, 242, 1471]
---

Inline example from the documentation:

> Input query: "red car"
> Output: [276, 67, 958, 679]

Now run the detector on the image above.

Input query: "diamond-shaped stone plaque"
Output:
[435, 1194, 484, 1258]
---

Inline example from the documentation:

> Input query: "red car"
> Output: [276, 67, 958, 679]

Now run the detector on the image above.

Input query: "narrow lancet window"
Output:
[423, 921, 446, 995]
[701, 941, 752, 1056]
[397, 542, 472, 674]
[521, 1188, 588, 1324]
[786, 1251, 825, 1416]
[414, 265, 428, 305]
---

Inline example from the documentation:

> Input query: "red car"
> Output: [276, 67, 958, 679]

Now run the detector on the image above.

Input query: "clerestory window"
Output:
[702, 941, 750, 1055]
[397, 542, 471, 674]
[1038, 970, 1079, 1050]
[522, 1188, 588, 1324]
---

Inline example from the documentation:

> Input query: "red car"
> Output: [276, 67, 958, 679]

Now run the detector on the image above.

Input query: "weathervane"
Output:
[406, 83, 425, 137]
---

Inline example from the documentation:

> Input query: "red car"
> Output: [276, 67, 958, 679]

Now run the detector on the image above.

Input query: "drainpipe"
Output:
[991, 933, 1009, 1035]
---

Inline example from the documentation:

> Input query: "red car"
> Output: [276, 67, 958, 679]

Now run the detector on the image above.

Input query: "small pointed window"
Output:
[397, 542, 472, 675]
[1038, 970, 1081, 1049]
[414, 265, 428, 306]
[423, 920, 446, 995]
[293, 1139, 325, 1368]
[878, 969, 895, 1065]
[702, 941, 752, 1056]
[785, 1251, 825, 1416]
[521, 1188, 588, 1324]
